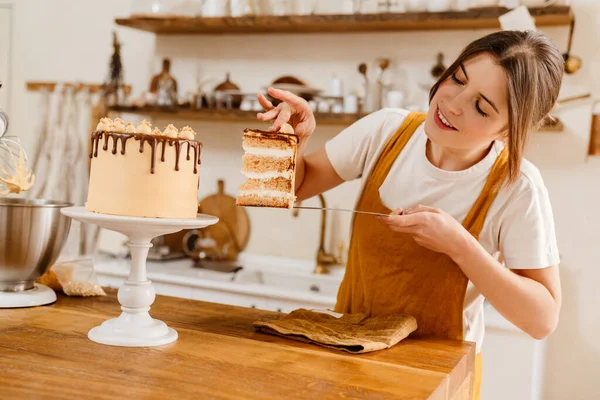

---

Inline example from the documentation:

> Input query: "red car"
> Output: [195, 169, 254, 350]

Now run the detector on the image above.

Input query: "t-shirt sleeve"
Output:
[324, 108, 392, 181]
[498, 184, 560, 270]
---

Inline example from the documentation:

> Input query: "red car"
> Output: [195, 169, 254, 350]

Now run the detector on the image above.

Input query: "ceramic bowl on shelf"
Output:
[428, 0, 453, 12]
[406, 0, 428, 12]
[469, 0, 499, 7]
[263, 76, 322, 104]
[130, 0, 204, 17]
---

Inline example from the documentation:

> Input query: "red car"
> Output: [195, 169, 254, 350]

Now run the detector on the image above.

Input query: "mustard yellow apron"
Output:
[334, 112, 508, 399]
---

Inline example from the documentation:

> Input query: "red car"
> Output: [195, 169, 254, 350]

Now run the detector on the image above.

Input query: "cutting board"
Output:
[198, 179, 250, 260]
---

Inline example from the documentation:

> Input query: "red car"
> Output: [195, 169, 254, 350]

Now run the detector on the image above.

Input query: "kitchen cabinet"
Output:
[191, 288, 269, 310]
[481, 305, 547, 400]
[95, 260, 336, 313]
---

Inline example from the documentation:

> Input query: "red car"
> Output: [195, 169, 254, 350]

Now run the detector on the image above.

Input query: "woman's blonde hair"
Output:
[429, 30, 564, 184]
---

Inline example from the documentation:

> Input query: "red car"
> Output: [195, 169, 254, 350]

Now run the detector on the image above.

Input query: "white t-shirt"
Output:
[324, 108, 560, 353]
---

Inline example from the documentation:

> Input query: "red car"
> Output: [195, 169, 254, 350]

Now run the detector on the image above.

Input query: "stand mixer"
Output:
[0, 83, 73, 308]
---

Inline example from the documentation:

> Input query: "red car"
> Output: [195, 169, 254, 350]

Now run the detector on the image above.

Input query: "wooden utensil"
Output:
[563, 18, 582, 75]
[183, 222, 238, 262]
[430, 53, 446, 78]
[376, 58, 390, 84]
[358, 63, 368, 86]
[198, 179, 250, 258]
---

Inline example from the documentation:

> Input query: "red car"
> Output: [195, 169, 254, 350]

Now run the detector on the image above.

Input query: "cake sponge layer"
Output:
[236, 194, 291, 208]
[240, 177, 292, 193]
[242, 154, 292, 174]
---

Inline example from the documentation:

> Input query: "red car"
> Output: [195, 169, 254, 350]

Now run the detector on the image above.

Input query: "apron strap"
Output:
[462, 146, 509, 240]
[368, 112, 427, 187]
[364, 110, 508, 241]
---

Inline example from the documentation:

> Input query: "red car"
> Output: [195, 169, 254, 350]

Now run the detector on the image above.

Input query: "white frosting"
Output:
[112, 118, 126, 133]
[137, 120, 153, 135]
[238, 189, 294, 199]
[242, 170, 292, 179]
[96, 118, 113, 131]
[243, 145, 294, 158]
[151, 127, 162, 136]
[162, 124, 179, 138]
[179, 126, 196, 140]
[125, 123, 136, 134]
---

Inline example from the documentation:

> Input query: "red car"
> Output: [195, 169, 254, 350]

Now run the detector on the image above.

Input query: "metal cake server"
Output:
[292, 206, 390, 218]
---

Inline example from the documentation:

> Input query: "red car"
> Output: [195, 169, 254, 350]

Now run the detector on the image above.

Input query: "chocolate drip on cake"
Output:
[193, 143, 203, 174]
[137, 136, 159, 174]
[174, 142, 181, 171]
[90, 131, 202, 174]
[97, 133, 134, 155]
[243, 128, 299, 146]
[112, 137, 119, 154]
[160, 141, 167, 162]
[120, 136, 130, 155]
[91, 131, 103, 157]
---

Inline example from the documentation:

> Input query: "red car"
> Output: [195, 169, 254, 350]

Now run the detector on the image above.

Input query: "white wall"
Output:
[2, 0, 599, 398]
[0, 4, 10, 111]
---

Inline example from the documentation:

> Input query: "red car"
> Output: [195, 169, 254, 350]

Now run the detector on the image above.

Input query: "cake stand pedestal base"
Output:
[61, 206, 218, 347]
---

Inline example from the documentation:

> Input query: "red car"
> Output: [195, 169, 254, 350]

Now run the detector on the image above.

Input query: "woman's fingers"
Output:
[378, 212, 422, 228]
[403, 204, 440, 215]
[269, 106, 292, 131]
[256, 88, 315, 137]
[257, 106, 280, 121]
[257, 92, 275, 110]
[267, 87, 307, 110]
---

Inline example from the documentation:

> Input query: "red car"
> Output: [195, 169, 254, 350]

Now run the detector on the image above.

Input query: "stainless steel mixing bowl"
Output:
[0, 198, 73, 291]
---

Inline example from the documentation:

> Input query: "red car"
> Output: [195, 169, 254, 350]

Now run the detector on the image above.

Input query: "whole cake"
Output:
[85, 117, 202, 219]
[236, 124, 298, 209]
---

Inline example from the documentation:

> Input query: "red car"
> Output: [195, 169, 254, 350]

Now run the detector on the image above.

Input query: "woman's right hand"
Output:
[256, 87, 316, 140]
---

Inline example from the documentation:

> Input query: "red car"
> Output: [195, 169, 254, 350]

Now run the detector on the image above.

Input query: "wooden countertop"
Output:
[0, 289, 475, 399]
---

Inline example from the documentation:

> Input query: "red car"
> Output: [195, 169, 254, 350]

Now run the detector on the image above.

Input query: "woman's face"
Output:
[425, 53, 509, 152]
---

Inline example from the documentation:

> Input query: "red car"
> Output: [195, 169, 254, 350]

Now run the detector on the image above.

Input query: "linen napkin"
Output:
[253, 308, 417, 354]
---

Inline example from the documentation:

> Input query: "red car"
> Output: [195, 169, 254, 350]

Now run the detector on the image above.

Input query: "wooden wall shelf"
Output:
[108, 105, 564, 132]
[108, 106, 365, 126]
[115, 6, 573, 35]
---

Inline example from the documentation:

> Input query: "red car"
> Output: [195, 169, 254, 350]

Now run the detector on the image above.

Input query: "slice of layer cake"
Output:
[237, 124, 298, 209]
[86, 118, 202, 219]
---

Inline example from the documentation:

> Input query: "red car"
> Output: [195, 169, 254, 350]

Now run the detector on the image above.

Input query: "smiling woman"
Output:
[427, 32, 563, 183]
[254, 30, 564, 400]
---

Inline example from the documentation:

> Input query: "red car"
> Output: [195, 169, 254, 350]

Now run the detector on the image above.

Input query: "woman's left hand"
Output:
[377, 205, 473, 259]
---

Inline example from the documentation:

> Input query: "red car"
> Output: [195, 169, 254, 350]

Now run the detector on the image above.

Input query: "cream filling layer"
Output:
[242, 170, 292, 179]
[243, 145, 294, 158]
[239, 189, 294, 199]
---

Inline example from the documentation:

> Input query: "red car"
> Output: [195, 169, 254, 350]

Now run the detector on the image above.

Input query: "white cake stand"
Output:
[61, 206, 218, 347]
